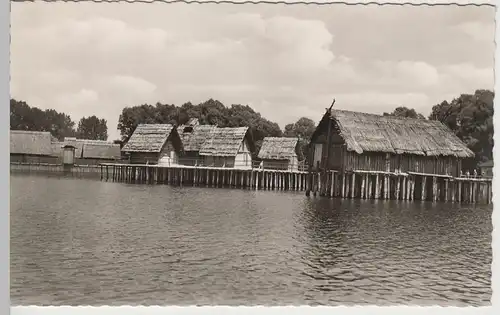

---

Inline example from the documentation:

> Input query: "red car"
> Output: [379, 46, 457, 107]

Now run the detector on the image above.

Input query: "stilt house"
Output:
[257, 137, 300, 171]
[10, 130, 60, 164]
[178, 119, 217, 166]
[121, 124, 184, 165]
[309, 109, 474, 177]
[199, 127, 254, 169]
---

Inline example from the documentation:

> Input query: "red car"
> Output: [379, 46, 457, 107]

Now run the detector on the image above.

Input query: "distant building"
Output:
[478, 160, 493, 177]
[121, 124, 184, 165]
[199, 127, 254, 169]
[10, 130, 60, 164]
[62, 138, 122, 165]
[257, 137, 300, 171]
[309, 109, 474, 177]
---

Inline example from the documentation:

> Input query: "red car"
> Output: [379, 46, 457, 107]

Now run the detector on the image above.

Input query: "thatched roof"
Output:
[258, 137, 299, 160]
[181, 124, 217, 152]
[199, 127, 250, 157]
[122, 124, 177, 153]
[313, 109, 474, 158]
[10, 130, 58, 156]
[62, 138, 121, 159]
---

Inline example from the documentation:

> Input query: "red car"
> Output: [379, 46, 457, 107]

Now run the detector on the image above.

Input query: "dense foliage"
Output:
[77, 116, 108, 141]
[10, 99, 76, 140]
[383, 106, 426, 119]
[283, 117, 316, 161]
[428, 89, 494, 170]
[10, 99, 108, 141]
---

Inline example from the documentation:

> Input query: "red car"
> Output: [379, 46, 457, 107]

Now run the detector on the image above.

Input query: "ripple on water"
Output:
[10, 174, 492, 306]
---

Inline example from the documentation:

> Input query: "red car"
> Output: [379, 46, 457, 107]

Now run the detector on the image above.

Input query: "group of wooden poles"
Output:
[100, 163, 492, 204]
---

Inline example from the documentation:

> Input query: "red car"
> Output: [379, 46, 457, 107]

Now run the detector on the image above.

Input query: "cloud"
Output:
[455, 21, 494, 42]
[55, 89, 99, 109]
[9, 3, 494, 140]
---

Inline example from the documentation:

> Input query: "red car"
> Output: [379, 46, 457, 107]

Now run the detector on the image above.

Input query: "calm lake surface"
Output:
[10, 173, 492, 306]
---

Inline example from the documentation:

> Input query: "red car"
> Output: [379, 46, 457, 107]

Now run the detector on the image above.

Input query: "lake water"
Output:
[10, 173, 492, 306]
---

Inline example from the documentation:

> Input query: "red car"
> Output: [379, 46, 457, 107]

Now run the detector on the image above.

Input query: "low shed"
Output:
[199, 127, 254, 169]
[121, 124, 184, 165]
[63, 138, 121, 165]
[257, 137, 300, 171]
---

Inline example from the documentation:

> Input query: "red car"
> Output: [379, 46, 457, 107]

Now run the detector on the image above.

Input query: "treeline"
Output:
[10, 88, 494, 169]
[10, 99, 108, 141]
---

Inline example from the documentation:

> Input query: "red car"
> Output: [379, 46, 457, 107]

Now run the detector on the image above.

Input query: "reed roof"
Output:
[63, 138, 121, 159]
[10, 130, 58, 156]
[199, 127, 250, 157]
[181, 124, 217, 152]
[122, 124, 175, 153]
[323, 109, 474, 158]
[258, 137, 299, 160]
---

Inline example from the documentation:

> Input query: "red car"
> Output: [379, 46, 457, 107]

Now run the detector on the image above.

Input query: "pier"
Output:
[99, 163, 309, 191]
[99, 163, 492, 204]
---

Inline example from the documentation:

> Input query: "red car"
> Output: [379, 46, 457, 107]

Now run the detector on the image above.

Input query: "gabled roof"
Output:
[258, 137, 299, 160]
[10, 130, 58, 156]
[199, 127, 250, 157]
[181, 124, 217, 152]
[312, 109, 474, 158]
[121, 124, 176, 153]
[63, 138, 121, 159]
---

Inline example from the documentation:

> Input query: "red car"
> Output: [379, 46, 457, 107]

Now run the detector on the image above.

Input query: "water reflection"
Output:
[10, 174, 491, 306]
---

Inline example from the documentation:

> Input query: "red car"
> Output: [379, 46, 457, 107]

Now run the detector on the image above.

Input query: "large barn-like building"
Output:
[10, 130, 60, 164]
[309, 109, 474, 177]
[257, 137, 300, 171]
[121, 124, 184, 165]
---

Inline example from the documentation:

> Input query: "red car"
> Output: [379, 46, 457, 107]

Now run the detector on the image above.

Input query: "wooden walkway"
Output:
[99, 163, 309, 191]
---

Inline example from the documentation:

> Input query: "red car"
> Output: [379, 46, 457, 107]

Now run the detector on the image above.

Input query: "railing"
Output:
[124, 157, 309, 172]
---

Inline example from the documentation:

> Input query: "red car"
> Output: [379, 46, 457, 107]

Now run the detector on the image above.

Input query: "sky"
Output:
[10, 3, 495, 141]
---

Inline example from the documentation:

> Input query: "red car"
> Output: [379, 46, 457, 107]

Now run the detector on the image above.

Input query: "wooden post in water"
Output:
[444, 179, 449, 202]
[421, 176, 427, 201]
[374, 174, 380, 199]
[432, 176, 437, 202]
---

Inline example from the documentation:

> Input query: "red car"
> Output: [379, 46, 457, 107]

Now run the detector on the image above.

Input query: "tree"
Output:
[77, 116, 108, 140]
[10, 99, 76, 140]
[383, 106, 426, 119]
[283, 117, 316, 161]
[429, 89, 494, 170]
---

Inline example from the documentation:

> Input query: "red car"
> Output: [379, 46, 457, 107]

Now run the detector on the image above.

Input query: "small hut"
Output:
[199, 127, 254, 169]
[121, 124, 184, 165]
[257, 137, 300, 171]
[10, 130, 60, 164]
[309, 109, 474, 177]
[178, 122, 217, 166]
[63, 138, 121, 165]
[478, 160, 493, 177]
